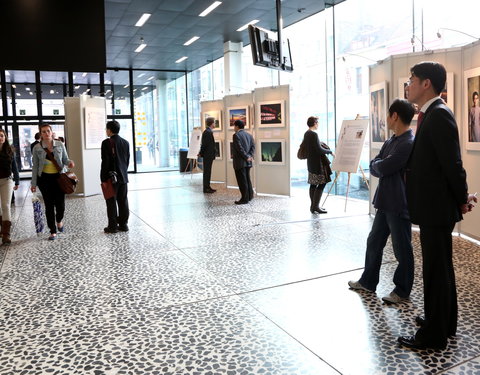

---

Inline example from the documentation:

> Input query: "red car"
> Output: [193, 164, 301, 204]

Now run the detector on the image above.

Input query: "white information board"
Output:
[84, 106, 106, 149]
[187, 128, 202, 159]
[331, 119, 368, 173]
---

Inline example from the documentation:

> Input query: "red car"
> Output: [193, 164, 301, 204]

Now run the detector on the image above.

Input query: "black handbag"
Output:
[44, 148, 78, 194]
[297, 141, 307, 160]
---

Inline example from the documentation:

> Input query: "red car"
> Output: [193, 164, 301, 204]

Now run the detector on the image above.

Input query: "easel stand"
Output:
[322, 168, 369, 212]
[183, 158, 200, 179]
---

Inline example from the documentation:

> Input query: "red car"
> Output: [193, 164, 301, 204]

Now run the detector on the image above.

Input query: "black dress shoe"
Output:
[203, 189, 215, 194]
[208, 187, 217, 192]
[118, 224, 129, 232]
[235, 200, 248, 205]
[415, 316, 426, 327]
[104, 227, 118, 234]
[397, 336, 445, 350]
[311, 207, 327, 214]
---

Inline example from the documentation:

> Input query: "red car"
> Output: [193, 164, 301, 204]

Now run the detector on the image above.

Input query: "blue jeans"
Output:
[359, 210, 414, 298]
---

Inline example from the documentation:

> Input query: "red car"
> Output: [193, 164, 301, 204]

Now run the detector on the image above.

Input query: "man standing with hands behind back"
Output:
[232, 120, 255, 205]
[101, 120, 130, 234]
[399, 61, 477, 350]
[198, 117, 216, 194]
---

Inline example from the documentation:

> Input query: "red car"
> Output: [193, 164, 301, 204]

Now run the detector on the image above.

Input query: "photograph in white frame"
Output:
[202, 110, 222, 131]
[369, 81, 387, 148]
[227, 141, 234, 161]
[257, 100, 285, 128]
[214, 140, 223, 160]
[464, 67, 480, 150]
[258, 139, 285, 165]
[227, 106, 249, 130]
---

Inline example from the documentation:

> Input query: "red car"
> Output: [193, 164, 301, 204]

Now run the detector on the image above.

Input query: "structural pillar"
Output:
[223, 41, 243, 95]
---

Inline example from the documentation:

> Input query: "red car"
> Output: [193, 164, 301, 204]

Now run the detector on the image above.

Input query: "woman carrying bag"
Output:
[31, 124, 74, 240]
[302, 116, 334, 214]
[0, 129, 20, 244]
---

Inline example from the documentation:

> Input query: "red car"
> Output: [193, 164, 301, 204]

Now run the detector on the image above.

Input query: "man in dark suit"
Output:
[398, 61, 477, 350]
[198, 117, 216, 193]
[101, 120, 130, 233]
[232, 120, 255, 204]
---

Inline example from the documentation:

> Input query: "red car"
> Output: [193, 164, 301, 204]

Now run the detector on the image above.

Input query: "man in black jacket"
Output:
[198, 117, 216, 193]
[398, 61, 477, 350]
[101, 120, 130, 233]
[232, 120, 255, 204]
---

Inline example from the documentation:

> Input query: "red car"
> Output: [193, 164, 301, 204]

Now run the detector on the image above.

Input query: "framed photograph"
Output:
[398, 77, 420, 120]
[464, 67, 480, 150]
[227, 106, 249, 130]
[258, 139, 285, 165]
[214, 140, 223, 160]
[202, 110, 222, 132]
[227, 141, 234, 162]
[369, 81, 388, 148]
[257, 100, 285, 128]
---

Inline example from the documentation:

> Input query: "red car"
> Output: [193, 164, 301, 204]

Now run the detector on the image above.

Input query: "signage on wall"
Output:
[53, 109, 59, 115]
[19, 110, 26, 115]
[115, 109, 121, 115]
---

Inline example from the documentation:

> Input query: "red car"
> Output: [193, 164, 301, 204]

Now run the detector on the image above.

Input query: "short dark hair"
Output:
[34, 132, 41, 140]
[473, 92, 479, 102]
[234, 120, 245, 129]
[39, 123, 52, 132]
[106, 120, 120, 134]
[307, 116, 318, 127]
[388, 99, 415, 125]
[410, 61, 446, 95]
[205, 117, 215, 127]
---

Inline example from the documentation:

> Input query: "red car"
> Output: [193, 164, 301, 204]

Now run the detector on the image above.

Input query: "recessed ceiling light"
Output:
[199, 1, 222, 17]
[138, 73, 145, 78]
[16, 93, 21, 96]
[50, 90, 54, 94]
[175, 56, 188, 63]
[148, 76, 155, 80]
[12, 84, 16, 88]
[184, 36, 200, 46]
[135, 13, 151, 27]
[237, 20, 260, 32]
[26, 87, 30, 91]
[74, 85, 80, 89]
[124, 84, 129, 88]
[142, 87, 148, 90]
[135, 38, 147, 53]
[29, 92, 33, 95]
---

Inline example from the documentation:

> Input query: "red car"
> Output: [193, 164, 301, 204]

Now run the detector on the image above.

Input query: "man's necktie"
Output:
[417, 111, 424, 128]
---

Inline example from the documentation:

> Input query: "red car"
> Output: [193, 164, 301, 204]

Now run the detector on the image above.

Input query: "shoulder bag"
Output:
[44, 148, 78, 194]
[297, 140, 307, 160]
[100, 139, 117, 200]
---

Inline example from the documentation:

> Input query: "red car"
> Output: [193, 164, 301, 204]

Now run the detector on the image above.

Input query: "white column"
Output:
[223, 41, 243, 95]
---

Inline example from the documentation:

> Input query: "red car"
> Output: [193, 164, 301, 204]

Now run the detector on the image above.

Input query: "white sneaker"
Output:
[348, 280, 374, 292]
[382, 291, 409, 304]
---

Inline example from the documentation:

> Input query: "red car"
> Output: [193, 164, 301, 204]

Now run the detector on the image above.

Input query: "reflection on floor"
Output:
[1, 172, 480, 375]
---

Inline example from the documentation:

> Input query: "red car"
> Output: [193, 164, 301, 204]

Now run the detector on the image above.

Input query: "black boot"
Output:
[309, 185, 316, 212]
[311, 187, 327, 214]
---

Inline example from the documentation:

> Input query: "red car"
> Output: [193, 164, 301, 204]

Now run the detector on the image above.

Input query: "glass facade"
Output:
[2, 1, 479, 189]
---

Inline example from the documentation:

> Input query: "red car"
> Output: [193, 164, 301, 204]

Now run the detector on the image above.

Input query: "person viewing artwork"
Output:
[231, 120, 255, 204]
[31, 123, 75, 241]
[302, 116, 333, 214]
[348, 99, 416, 304]
[0, 129, 20, 244]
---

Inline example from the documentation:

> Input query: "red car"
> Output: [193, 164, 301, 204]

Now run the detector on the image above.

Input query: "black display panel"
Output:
[0, 0, 106, 72]
[248, 25, 293, 72]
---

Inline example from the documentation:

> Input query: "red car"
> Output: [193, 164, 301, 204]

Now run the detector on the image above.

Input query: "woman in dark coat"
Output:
[303, 116, 333, 214]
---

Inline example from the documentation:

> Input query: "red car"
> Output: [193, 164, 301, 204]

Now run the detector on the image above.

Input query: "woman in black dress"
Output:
[303, 116, 333, 214]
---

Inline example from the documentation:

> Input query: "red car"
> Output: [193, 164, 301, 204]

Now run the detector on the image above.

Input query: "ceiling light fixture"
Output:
[175, 56, 188, 63]
[138, 73, 145, 78]
[142, 87, 148, 90]
[148, 76, 155, 80]
[74, 85, 80, 89]
[12, 84, 16, 88]
[135, 13, 151, 27]
[26, 87, 30, 91]
[237, 19, 259, 32]
[436, 27, 479, 40]
[124, 84, 129, 88]
[199, 1, 222, 17]
[50, 90, 55, 94]
[135, 37, 147, 53]
[184, 36, 200, 46]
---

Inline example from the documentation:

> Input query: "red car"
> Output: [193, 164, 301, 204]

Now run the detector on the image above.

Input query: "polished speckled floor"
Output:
[1, 172, 479, 375]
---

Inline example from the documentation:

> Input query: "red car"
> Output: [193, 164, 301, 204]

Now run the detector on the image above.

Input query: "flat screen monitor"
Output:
[248, 25, 293, 72]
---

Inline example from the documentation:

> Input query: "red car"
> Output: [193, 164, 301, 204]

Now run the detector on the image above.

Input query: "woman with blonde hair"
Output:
[31, 124, 74, 240]
[0, 129, 19, 244]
